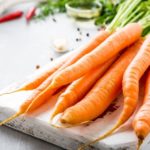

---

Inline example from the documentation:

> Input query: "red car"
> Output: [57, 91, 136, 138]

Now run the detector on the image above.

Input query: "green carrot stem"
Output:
[120, 6, 141, 27]
[130, 12, 145, 23]
[140, 13, 150, 24]
[108, 0, 142, 31]
[139, 13, 150, 30]
[115, 0, 141, 27]
[107, 0, 133, 31]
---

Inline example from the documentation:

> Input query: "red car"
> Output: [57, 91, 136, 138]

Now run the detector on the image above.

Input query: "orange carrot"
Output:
[0, 30, 109, 125]
[22, 30, 110, 113]
[0, 51, 72, 96]
[60, 30, 110, 68]
[0, 81, 68, 126]
[50, 23, 142, 89]
[0, 94, 39, 125]
[30, 87, 68, 116]
[61, 39, 142, 125]
[122, 36, 150, 123]
[85, 36, 150, 143]
[0, 86, 66, 126]
[1, 30, 109, 96]
[51, 56, 117, 119]
[78, 37, 150, 149]
[133, 69, 150, 145]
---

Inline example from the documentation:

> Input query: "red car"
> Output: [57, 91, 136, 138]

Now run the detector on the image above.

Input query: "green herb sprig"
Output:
[35, 0, 121, 26]
[36, 0, 70, 19]
[95, 0, 124, 26]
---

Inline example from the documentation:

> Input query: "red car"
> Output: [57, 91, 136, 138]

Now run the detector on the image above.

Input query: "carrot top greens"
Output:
[36, 0, 150, 33]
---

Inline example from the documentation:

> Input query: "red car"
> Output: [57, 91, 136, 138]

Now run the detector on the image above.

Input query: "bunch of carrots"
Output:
[0, 0, 150, 149]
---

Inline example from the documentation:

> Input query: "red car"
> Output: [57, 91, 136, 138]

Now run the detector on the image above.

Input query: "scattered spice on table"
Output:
[97, 27, 101, 31]
[36, 65, 40, 69]
[52, 18, 57, 22]
[79, 32, 82, 35]
[50, 57, 54, 61]
[75, 38, 79, 42]
[86, 33, 90, 37]
[77, 27, 80, 31]
[75, 38, 82, 42]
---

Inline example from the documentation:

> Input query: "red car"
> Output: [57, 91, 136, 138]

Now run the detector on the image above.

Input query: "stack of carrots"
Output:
[0, 0, 150, 149]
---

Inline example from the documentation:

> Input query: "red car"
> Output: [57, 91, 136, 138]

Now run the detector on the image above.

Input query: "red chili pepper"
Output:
[26, 7, 36, 22]
[0, 11, 23, 23]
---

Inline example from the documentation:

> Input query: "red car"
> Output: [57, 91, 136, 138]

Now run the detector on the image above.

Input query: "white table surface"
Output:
[0, 3, 98, 150]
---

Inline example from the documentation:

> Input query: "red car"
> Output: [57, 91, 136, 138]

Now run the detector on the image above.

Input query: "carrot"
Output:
[61, 39, 142, 125]
[0, 78, 67, 126]
[0, 85, 67, 126]
[0, 94, 39, 126]
[0, 0, 136, 121]
[60, 30, 110, 68]
[50, 23, 142, 89]
[51, 56, 117, 119]
[85, 36, 150, 143]
[1, 29, 108, 96]
[20, 30, 110, 113]
[78, 36, 150, 149]
[0, 31, 109, 125]
[0, 51, 73, 96]
[133, 69, 150, 147]
[121, 36, 150, 123]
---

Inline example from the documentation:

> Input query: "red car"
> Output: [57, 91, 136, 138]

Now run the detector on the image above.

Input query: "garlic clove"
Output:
[53, 38, 68, 53]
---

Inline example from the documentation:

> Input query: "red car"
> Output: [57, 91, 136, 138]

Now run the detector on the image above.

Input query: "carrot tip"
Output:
[137, 138, 143, 150]
[50, 108, 60, 121]
[50, 112, 57, 121]
[50, 117, 90, 128]
[50, 118, 68, 128]
[50, 123, 64, 129]
[50, 118, 70, 128]
[77, 141, 94, 150]
[0, 112, 22, 126]
[77, 145, 84, 150]
[77, 123, 121, 150]
[0, 89, 20, 96]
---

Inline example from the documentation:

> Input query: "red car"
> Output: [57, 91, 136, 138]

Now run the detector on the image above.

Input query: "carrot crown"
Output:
[107, 0, 142, 32]
[107, 0, 150, 34]
[139, 11, 150, 36]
